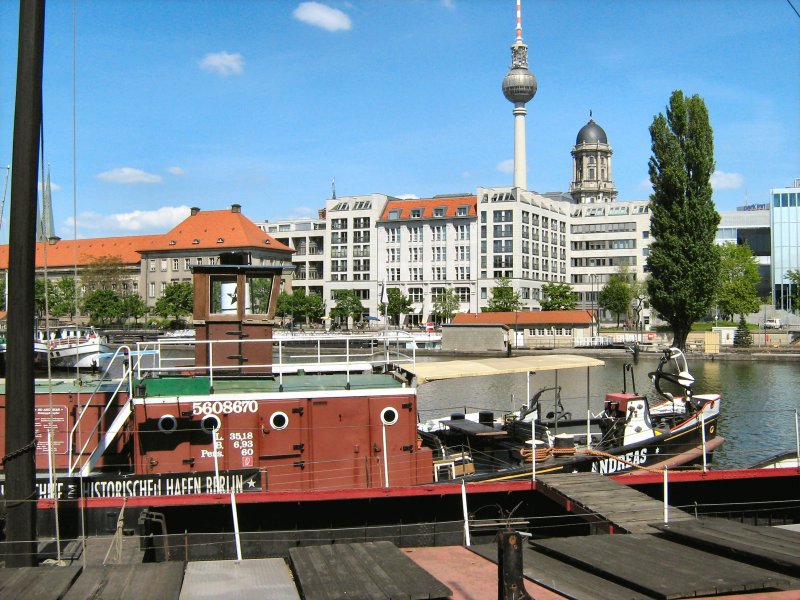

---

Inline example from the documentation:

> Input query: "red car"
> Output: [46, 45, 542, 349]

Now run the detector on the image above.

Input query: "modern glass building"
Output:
[771, 179, 800, 311]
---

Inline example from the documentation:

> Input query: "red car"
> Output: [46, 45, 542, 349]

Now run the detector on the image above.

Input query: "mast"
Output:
[5, 0, 46, 568]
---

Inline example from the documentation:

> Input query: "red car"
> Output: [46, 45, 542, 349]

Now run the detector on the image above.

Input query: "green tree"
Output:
[716, 242, 760, 321]
[380, 288, 413, 326]
[646, 90, 720, 350]
[733, 314, 753, 348]
[289, 288, 309, 323]
[329, 289, 364, 328]
[540, 282, 577, 311]
[484, 277, 522, 312]
[304, 292, 326, 324]
[275, 291, 293, 324]
[80, 254, 129, 293]
[153, 281, 194, 324]
[34, 278, 47, 319]
[82, 289, 123, 325]
[120, 293, 149, 325]
[786, 269, 800, 313]
[598, 273, 633, 326]
[430, 288, 460, 323]
[49, 277, 79, 320]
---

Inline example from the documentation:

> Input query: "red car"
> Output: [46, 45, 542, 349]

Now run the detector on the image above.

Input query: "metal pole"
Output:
[230, 491, 242, 561]
[794, 409, 799, 466]
[382, 423, 389, 488]
[700, 411, 707, 472]
[461, 479, 471, 546]
[5, 0, 46, 568]
[663, 467, 669, 525]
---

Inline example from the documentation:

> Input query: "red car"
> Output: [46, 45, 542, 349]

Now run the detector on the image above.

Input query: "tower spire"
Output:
[502, 0, 537, 190]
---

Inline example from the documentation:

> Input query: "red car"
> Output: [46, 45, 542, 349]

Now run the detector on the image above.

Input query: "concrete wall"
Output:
[442, 324, 508, 352]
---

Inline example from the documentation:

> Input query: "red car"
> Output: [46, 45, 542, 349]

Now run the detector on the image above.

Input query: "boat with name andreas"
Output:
[416, 346, 722, 480]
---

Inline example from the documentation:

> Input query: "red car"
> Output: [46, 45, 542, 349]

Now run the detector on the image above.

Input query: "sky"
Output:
[1, 0, 798, 240]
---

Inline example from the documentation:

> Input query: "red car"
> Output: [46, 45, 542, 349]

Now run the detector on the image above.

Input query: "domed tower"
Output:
[569, 113, 617, 204]
[502, 0, 537, 190]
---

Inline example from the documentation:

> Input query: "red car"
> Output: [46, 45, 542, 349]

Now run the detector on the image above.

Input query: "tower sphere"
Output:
[502, 67, 537, 104]
[576, 119, 608, 145]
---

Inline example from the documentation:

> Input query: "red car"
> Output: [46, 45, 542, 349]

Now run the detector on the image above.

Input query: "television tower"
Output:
[502, 0, 537, 190]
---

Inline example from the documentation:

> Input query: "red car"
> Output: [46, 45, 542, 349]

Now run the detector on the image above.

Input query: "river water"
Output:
[415, 353, 800, 469]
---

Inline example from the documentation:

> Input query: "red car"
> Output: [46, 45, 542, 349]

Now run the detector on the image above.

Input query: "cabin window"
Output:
[245, 275, 274, 315]
[380, 407, 399, 426]
[210, 275, 239, 315]
[269, 411, 289, 430]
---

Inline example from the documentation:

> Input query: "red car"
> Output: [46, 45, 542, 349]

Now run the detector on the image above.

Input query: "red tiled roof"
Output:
[148, 208, 293, 253]
[0, 235, 163, 269]
[379, 196, 477, 221]
[452, 310, 594, 326]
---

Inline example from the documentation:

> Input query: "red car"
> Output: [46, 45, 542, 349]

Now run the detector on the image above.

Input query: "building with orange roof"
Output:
[0, 204, 293, 320]
[451, 310, 595, 349]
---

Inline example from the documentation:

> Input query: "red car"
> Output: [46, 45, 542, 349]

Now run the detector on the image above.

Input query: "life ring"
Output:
[647, 332, 655, 340]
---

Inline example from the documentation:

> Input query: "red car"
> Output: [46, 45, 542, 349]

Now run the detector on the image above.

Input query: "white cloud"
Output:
[95, 167, 163, 184]
[711, 170, 745, 190]
[166, 166, 185, 176]
[496, 159, 514, 174]
[441, 0, 456, 9]
[293, 2, 352, 32]
[38, 181, 61, 192]
[637, 177, 653, 192]
[199, 51, 244, 76]
[396, 194, 419, 200]
[68, 205, 191, 233]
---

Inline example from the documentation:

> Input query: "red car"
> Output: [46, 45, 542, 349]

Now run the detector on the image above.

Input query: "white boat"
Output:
[34, 326, 111, 369]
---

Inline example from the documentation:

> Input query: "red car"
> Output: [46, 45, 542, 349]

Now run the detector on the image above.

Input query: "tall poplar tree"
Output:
[647, 90, 720, 350]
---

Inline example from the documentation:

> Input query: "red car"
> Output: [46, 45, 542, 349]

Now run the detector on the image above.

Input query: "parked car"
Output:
[764, 318, 782, 329]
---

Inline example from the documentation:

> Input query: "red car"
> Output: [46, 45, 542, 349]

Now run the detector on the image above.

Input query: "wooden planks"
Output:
[469, 543, 652, 600]
[536, 471, 693, 534]
[63, 562, 185, 600]
[0, 565, 81, 600]
[532, 534, 796, 600]
[654, 518, 800, 576]
[289, 541, 452, 600]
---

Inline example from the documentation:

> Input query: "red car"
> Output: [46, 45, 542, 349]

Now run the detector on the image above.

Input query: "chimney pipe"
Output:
[190, 207, 200, 216]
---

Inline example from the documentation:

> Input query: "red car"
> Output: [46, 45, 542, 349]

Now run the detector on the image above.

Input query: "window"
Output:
[353, 217, 370, 229]
[431, 287, 446, 300]
[353, 200, 372, 210]
[480, 287, 487, 299]
[148, 282, 155, 297]
[456, 205, 468, 216]
[409, 247, 422, 262]
[172, 258, 179, 271]
[386, 227, 399, 243]
[409, 226, 422, 242]
[387, 248, 399, 262]
[196, 257, 204, 265]
[493, 224, 513, 237]
[149, 259, 156, 272]
[388, 209, 401, 220]
[184, 258, 191, 270]
[493, 210, 513, 223]
[331, 218, 347, 230]
[456, 224, 469, 240]
[160, 281, 167, 292]
[331, 202, 349, 211]
[433, 266, 446, 280]
[410, 267, 423, 281]
[456, 245, 470, 261]
[432, 225, 446, 241]
[411, 208, 422, 219]
[433, 207, 445, 217]
[408, 287, 423, 302]
[433, 246, 446, 262]
[455, 287, 470, 302]
[388, 268, 400, 282]
[456, 266, 470, 280]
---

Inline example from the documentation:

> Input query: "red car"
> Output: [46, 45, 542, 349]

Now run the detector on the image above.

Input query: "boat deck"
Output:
[141, 371, 406, 396]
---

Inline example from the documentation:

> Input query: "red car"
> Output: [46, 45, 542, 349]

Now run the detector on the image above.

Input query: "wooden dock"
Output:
[535, 471, 694, 534]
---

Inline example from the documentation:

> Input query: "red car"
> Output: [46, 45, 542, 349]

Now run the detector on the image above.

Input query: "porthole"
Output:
[380, 407, 399, 426]
[270, 411, 289, 431]
[201, 414, 221, 434]
[158, 414, 178, 434]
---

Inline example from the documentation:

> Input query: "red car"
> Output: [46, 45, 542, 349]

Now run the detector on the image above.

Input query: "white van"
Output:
[764, 318, 781, 329]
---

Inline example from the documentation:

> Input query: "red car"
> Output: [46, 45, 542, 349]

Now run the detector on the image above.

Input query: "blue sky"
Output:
[1, 1, 798, 239]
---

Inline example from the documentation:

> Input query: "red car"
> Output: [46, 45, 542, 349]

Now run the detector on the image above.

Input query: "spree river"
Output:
[416, 353, 800, 469]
